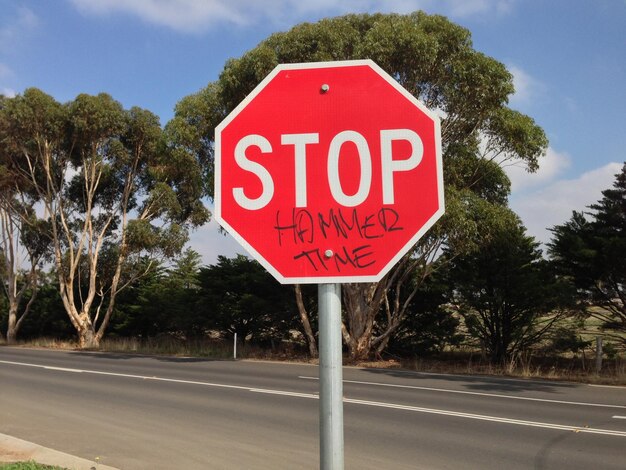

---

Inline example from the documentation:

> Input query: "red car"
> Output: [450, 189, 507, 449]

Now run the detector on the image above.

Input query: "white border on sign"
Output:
[214, 59, 444, 285]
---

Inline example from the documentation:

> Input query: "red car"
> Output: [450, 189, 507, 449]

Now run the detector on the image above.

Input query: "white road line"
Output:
[299, 376, 626, 409]
[343, 398, 626, 437]
[613, 416, 626, 419]
[250, 389, 319, 399]
[250, 388, 626, 437]
[44, 366, 84, 373]
[0, 359, 251, 391]
[3, 359, 625, 437]
[589, 384, 626, 389]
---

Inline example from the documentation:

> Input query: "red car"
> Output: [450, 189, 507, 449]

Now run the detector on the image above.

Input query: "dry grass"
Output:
[3, 336, 235, 359]
[99, 336, 235, 358]
[2, 336, 624, 384]
[0, 336, 312, 362]
[10, 338, 76, 350]
[397, 354, 626, 385]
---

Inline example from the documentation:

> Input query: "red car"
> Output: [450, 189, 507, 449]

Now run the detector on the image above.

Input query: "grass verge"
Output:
[3, 336, 624, 385]
[398, 353, 626, 385]
[0, 462, 66, 470]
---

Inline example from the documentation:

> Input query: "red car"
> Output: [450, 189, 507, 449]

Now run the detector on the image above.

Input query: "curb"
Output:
[0, 433, 120, 470]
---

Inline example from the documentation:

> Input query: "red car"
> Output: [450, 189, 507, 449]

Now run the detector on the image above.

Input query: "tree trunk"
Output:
[340, 255, 435, 362]
[295, 285, 318, 358]
[345, 334, 373, 362]
[78, 325, 99, 349]
[6, 305, 18, 345]
[342, 283, 385, 361]
[374, 334, 392, 357]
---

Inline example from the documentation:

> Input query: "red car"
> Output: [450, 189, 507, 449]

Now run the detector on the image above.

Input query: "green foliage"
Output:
[172, 12, 546, 206]
[167, 11, 548, 360]
[449, 218, 574, 363]
[549, 163, 626, 337]
[0, 87, 210, 346]
[1, 12, 556, 356]
[0, 462, 66, 470]
[109, 261, 170, 337]
[111, 250, 202, 338]
[165, 83, 225, 199]
[196, 255, 297, 344]
[66, 93, 126, 166]
[19, 212, 53, 262]
[435, 186, 518, 258]
[0, 87, 209, 253]
[546, 328, 592, 355]
[7, 274, 74, 340]
[170, 248, 203, 289]
[603, 342, 619, 360]
[386, 267, 462, 356]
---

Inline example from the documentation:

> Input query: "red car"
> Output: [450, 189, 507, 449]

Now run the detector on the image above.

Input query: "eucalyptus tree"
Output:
[0, 95, 52, 343]
[0, 88, 208, 348]
[170, 12, 547, 359]
[0, 197, 50, 343]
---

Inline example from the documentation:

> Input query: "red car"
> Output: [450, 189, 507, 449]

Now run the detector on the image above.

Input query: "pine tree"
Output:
[549, 163, 626, 338]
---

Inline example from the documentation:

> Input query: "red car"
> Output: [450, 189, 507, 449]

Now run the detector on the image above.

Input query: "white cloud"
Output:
[446, 0, 515, 17]
[70, 0, 246, 32]
[509, 162, 623, 246]
[505, 146, 571, 191]
[0, 63, 13, 79]
[508, 64, 544, 107]
[187, 218, 246, 265]
[0, 62, 14, 79]
[0, 6, 38, 48]
[69, 0, 517, 33]
[0, 63, 16, 97]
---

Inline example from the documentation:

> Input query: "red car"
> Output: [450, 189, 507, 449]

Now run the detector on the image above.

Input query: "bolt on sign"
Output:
[215, 60, 444, 284]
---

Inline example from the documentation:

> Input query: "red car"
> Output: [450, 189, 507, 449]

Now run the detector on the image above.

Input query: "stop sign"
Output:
[215, 60, 443, 284]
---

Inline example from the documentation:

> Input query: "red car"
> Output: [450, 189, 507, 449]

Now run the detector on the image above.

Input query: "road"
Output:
[1, 347, 625, 469]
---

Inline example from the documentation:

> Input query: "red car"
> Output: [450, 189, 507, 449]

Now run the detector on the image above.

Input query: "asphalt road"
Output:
[1, 347, 625, 469]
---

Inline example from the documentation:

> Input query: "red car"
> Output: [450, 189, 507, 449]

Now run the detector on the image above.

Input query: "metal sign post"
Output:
[318, 283, 344, 470]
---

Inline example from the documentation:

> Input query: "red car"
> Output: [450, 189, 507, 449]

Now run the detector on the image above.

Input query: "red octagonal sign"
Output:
[215, 60, 444, 284]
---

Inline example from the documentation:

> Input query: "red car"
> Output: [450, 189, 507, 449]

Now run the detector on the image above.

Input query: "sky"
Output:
[1, 0, 624, 264]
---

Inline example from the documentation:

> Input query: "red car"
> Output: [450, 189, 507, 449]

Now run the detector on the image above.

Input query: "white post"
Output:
[234, 332, 237, 360]
[318, 283, 344, 470]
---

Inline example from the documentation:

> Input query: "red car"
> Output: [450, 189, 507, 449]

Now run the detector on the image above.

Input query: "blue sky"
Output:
[1, 0, 624, 263]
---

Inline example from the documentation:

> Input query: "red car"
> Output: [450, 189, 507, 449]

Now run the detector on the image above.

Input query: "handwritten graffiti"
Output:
[273, 207, 404, 272]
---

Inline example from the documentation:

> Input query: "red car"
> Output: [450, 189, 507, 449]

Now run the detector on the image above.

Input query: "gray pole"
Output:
[318, 283, 344, 470]
[595, 336, 603, 374]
